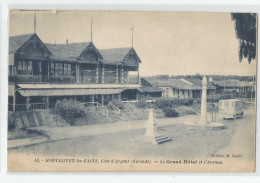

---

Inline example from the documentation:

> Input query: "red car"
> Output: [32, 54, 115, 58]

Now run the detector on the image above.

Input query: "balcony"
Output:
[49, 76, 76, 83]
[9, 75, 76, 84]
[9, 75, 48, 83]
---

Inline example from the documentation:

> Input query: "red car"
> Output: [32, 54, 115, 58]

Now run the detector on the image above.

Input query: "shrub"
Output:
[155, 98, 172, 109]
[135, 100, 148, 108]
[155, 97, 193, 109]
[181, 99, 193, 106]
[110, 100, 124, 110]
[162, 107, 179, 117]
[53, 99, 86, 126]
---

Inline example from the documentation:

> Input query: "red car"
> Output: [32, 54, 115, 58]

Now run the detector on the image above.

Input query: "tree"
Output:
[231, 13, 257, 63]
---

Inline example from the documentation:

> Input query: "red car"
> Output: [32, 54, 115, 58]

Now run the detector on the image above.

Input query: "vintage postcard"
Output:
[7, 10, 257, 172]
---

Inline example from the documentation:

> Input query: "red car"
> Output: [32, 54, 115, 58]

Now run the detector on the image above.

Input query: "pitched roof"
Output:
[9, 34, 140, 64]
[9, 33, 34, 53]
[45, 42, 91, 60]
[214, 79, 252, 87]
[138, 86, 162, 93]
[99, 47, 132, 62]
[145, 78, 201, 90]
[184, 78, 216, 89]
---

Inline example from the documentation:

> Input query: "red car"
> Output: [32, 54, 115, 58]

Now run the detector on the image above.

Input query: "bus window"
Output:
[224, 101, 229, 107]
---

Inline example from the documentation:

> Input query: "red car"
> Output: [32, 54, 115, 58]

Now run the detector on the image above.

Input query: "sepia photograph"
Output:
[7, 10, 257, 172]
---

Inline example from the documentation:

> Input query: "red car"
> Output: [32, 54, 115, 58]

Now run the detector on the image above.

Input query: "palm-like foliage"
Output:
[231, 13, 257, 63]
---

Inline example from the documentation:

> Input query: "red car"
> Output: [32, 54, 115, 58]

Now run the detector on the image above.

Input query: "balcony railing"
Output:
[9, 75, 48, 83]
[9, 74, 139, 84]
[49, 76, 76, 83]
[9, 75, 76, 83]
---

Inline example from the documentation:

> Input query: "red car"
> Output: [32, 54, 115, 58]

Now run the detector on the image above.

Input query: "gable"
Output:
[123, 48, 141, 67]
[16, 34, 52, 57]
[79, 42, 102, 63]
[9, 33, 34, 53]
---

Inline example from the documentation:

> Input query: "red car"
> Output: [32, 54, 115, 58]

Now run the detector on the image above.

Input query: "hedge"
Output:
[155, 97, 193, 109]
[162, 107, 179, 117]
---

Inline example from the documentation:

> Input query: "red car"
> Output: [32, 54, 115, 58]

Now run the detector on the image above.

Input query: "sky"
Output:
[9, 10, 257, 76]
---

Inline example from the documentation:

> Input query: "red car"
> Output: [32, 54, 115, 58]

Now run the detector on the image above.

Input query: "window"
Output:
[52, 62, 72, 76]
[55, 63, 59, 76]
[224, 101, 229, 107]
[18, 61, 23, 70]
[23, 61, 27, 71]
[17, 60, 33, 75]
[68, 64, 71, 76]
[38, 62, 41, 73]
[182, 90, 184, 95]
[64, 64, 68, 76]
[51, 63, 55, 76]
[59, 63, 63, 76]
[28, 61, 32, 75]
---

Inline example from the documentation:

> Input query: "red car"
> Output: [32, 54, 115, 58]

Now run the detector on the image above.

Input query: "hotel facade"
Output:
[8, 33, 161, 112]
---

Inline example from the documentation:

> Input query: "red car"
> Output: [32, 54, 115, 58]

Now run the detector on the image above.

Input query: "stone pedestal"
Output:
[146, 109, 156, 136]
[145, 108, 172, 144]
[200, 75, 207, 124]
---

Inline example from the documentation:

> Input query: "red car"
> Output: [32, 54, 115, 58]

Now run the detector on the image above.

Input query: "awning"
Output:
[138, 87, 162, 93]
[8, 85, 14, 96]
[17, 83, 125, 89]
[18, 88, 124, 97]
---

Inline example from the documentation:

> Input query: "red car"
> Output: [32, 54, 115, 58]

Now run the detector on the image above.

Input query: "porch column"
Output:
[102, 64, 105, 84]
[101, 95, 104, 105]
[96, 64, 99, 83]
[116, 65, 119, 84]
[121, 66, 124, 84]
[127, 70, 129, 83]
[26, 96, 30, 111]
[46, 96, 49, 109]
[47, 63, 50, 82]
[13, 84, 16, 112]
[137, 66, 140, 84]
[76, 64, 80, 83]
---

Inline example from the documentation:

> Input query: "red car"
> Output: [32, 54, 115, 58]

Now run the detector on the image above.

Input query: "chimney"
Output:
[66, 39, 68, 45]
